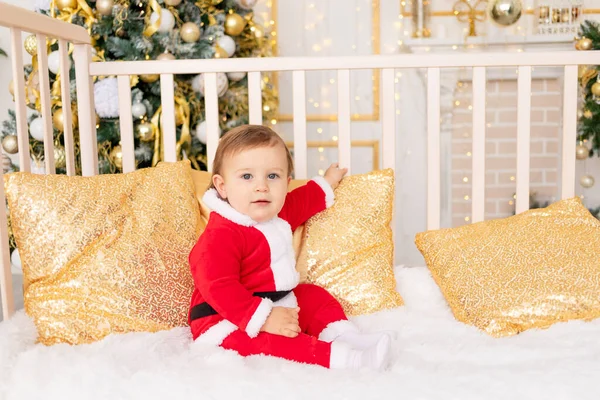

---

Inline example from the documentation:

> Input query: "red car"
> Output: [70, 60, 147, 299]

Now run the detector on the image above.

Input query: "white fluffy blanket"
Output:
[1, 266, 599, 400]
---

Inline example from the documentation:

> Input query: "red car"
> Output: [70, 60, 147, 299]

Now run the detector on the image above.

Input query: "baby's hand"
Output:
[323, 163, 348, 190]
[260, 307, 301, 338]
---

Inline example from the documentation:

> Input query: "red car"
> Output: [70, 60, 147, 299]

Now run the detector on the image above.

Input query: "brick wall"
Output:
[451, 78, 561, 227]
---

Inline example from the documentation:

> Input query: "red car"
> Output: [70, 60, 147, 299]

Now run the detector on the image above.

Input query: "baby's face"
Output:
[213, 144, 290, 223]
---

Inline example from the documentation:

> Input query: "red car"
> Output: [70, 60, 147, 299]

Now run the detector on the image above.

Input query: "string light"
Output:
[463, 177, 469, 182]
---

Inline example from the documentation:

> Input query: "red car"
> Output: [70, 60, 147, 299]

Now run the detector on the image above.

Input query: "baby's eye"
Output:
[242, 173, 252, 180]
[268, 173, 279, 179]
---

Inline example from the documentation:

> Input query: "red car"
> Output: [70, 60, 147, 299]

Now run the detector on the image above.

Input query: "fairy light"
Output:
[464, 195, 470, 200]
[465, 217, 470, 222]
[332, 136, 338, 141]
[463, 177, 469, 182]
[317, 128, 323, 133]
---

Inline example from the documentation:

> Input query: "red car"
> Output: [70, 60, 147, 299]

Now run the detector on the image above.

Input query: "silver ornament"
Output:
[488, 0, 522, 26]
[580, 174, 595, 189]
[576, 144, 589, 160]
[2, 153, 12, 173]
[131, 102, 147, 119]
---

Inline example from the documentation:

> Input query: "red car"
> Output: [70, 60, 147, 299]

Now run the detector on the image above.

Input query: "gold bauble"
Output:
[24, 34, 37, 56]
[164, 0, 182, 5]
[52, 108, 78, 132]
[110, 145, 123, 170]
[2, 135, 19, 154]
[488, 0, 523, 26]
[584, 109, 593, 119]
[180, 22, 201, 43]
[54, 145, 67, 169]
[591, 82, 600, 97]
[56, 0, 77, 10]
[225, 13, 246, 36]
[579, 38, 593, 51]
[96, 0, 114, 16]
[252, 24, 264, 38]
[140, 74, 160, 83]
[8, 80, 14, 96]
[580, 174, 595, 189]
[136, 121, 156, 142]
[576, 144, 589, 160]
[157, 52, 176, 61]
[214, 45, 228, 59]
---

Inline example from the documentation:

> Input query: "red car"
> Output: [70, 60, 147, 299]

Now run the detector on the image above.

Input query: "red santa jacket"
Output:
[188, 177, 334, 344]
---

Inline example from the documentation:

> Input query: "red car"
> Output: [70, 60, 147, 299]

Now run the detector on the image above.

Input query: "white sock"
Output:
[335, 330, 394, 350]
[329, 335, 391, 371]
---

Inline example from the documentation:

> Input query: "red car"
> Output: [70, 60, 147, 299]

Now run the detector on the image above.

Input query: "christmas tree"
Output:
[1, 0, 277, 175]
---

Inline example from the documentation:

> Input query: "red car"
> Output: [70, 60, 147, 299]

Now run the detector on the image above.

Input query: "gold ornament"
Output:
[157, 52, 176, 61]
[8, 80, 14, 96]
[591, 82, 600, 97]
[54, 145, 67, 169]
[180, 22, 201, 43]
[56, 0, 77, 10]
[164, 0, 182, 5]
[584, 109, 593, 119]
[576, 144, 589, 160]
[2, 135, 19, 154]
[140, 74, 160, 83]
[580, 174, 595, 189]
[136, 121, 156, 142]
[487, 0, 522, 26]
[225, 13, 246, 36]
[453, 0, 487, 36]
[52, 108, 78, 132]
[110, 145, 123, 170]
[578, 38, 593, 51]
[24, 34, 37, 56]
[96, 0, 114, 16]
[1, 153, 12, 173]
[214, 45, 228, 59]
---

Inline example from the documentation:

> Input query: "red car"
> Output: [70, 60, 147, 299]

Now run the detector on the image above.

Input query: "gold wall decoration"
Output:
[271, 0, 381, 122]
[453, 0, 487, 36]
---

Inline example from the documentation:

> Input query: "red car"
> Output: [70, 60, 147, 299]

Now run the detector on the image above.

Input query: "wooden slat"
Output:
[10, 28, 31, 172]
[516, 66, 532, 214]
[337, 69, 351, 174]
[118, 75, 135, 173]
[381, 68, 395, 170]
[36, 34, 55, 174]
[248, 71, 262, 125]
[471, 67, 486, 223]
[160, 74, 177, 162]
[204, 73, 220, 172]
[73, 44, 98, 176]
[427, 67, 441, 230]
[0, 169, 14, 319]
[58, 39, 75, 176]
[562, 65, 578, 199]
[292, 70, 307, 179]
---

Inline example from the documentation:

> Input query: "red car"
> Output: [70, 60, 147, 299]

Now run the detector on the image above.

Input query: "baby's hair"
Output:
[208, 125, 294, 190]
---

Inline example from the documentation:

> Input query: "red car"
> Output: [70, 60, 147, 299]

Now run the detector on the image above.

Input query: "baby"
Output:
[188, 124, 392, 370]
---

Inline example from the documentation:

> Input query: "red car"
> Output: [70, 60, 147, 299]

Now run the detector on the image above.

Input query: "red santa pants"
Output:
[220, 283, 347, 368]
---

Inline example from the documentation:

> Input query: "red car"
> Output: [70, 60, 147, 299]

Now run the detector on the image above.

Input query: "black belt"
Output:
[190, 290, 291, 321]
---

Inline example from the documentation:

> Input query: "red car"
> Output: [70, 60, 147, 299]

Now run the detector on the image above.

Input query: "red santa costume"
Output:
[188, 177, 376, 369]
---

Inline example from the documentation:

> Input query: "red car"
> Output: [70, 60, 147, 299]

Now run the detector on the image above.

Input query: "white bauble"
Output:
[227, 71, 246, 82]
[131, 102, 147, 119]
[47, 51, 71, 75]
[29, 117, 45, 141]
[217, 35, 236, 57]
[195, 120, 222, 144]
[11, 249, 22, 274]
[94, 77, 120, 118]
[236, 0, 258, 10]
[191, 73, 229, 97]
[150, 9, 175, 33]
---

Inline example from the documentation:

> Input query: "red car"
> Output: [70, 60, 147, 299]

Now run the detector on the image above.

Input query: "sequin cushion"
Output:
[4, 161, 203, 345]
[191, 169, 403, 315]
[415, 196, 600, 337]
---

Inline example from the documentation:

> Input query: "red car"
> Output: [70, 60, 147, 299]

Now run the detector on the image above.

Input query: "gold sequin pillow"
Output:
[4, 161, 203, 345]
[415, 196, 600, 337]
[296, 169, 404, 316]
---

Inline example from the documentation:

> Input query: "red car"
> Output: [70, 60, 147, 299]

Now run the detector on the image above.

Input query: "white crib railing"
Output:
[1, 2, 599, 320]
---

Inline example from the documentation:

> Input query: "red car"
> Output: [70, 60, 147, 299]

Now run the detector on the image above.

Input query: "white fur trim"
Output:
[245, 298, 273, 338]
[195, 319, 238, 346]
[202, 189, 257, 227]
[311, 176, 335, 208]
[318, 320, 359, 343]
[273, 292, 298, 309]
[254, 218, 300, 291]
[329, 341, 353, 369]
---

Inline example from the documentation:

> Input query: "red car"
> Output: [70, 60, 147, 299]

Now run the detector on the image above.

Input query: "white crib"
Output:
[1, 2, 598, 320]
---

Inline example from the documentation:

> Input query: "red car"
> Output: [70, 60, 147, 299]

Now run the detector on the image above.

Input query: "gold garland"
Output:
[143, 0, 162, 37]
